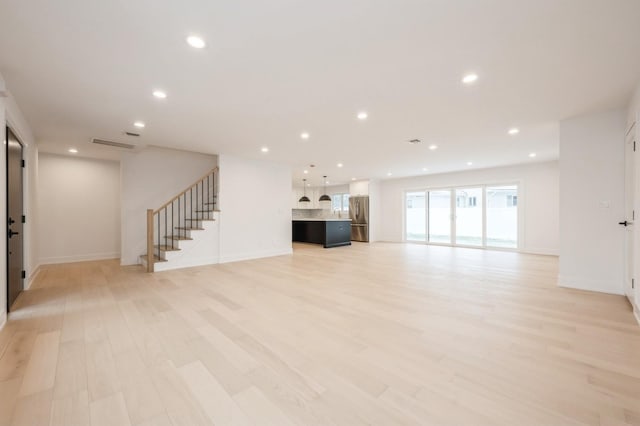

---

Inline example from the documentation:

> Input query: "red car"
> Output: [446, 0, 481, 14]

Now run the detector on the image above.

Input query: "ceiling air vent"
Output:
[408, 139, 421, 144]
[125, 131, 140, 137]
[91, 138, 136, 149]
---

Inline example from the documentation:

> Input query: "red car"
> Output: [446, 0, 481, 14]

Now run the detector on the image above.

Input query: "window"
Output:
[507, 194, 517, 207]
[331, 193, 350, 212]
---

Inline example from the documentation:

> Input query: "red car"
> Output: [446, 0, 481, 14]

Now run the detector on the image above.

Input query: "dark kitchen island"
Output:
[292, 219, 352, 248]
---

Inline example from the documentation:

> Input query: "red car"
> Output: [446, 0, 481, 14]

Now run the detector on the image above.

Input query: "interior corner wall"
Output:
[628, 82, 640, 313]
[120, 147, 217, 265]
[368, 180, 382, 242]
[38, 153, 120, 264]
[218, 154, 292, 263]
[627, 82, 640, 129]
[1, 85, 38, 328]
[0, 95, 6, 328]
[559, 108, 626, 295]
[379, 161, 560, 255]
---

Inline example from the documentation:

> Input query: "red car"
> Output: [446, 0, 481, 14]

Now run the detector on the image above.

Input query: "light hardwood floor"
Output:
[1, 242, 640, 426]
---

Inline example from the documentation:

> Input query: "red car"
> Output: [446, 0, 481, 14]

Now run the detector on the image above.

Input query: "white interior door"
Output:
[623, 124, 636, 303]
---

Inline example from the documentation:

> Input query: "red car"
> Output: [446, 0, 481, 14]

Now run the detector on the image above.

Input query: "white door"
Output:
[623, 124, 636, 303]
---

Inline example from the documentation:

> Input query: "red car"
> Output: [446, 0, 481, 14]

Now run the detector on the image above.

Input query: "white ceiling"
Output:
[1, 0, 640, 187]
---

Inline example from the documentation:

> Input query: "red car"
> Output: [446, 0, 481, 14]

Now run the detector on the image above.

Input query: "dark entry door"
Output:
[6, 127, 24, 311]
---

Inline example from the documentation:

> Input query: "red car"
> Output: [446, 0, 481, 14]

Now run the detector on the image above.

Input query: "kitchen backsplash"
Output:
[292, 208, 345, 219]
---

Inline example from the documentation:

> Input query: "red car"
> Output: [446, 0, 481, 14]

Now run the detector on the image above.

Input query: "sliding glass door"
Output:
[428, 190, 451, 243]
[455, 187, 483, 246]
[486, 185, 518, 248]
[405, 184, 518, 249]
[406, 192, 426, 241]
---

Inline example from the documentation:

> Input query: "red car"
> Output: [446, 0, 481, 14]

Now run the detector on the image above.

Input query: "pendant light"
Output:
[299, 179, 310, 203]
[319, 175, 331, 202]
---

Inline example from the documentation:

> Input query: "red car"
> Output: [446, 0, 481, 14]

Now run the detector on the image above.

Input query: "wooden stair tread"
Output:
[174, 227, 205, 231]
[154, 245, 181, 252]
[140, 254, 167, 263]
[164, 235, 193, 241]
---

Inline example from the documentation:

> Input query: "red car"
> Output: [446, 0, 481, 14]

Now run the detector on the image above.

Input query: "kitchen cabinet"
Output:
[292, 219, 351, 248]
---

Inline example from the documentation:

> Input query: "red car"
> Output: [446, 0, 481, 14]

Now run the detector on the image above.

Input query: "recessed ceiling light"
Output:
[337, 163, 343, 168]
[303, 170, 308, 174]
[307, 183, 311, 187]
[153, 90, 167, 99]
[462, 73, 478, 84]
[68, 148, 78, 154]
[428, 144, 438, 150]
[300, 132, 310, 140]
[387, 172, 392, 176]
[186, 35, 206, 49]
[529, 152, 537, 158]
[467, 161, 473, 166]
[261, 147, 269, 153]
[352, 177, 356, 181]
[133, 121, 145, 128]
[508, 128, 520, 135]
[422, 167, 428, 172]
[357, 112, 368, 120]
[326, 181, 330, 184]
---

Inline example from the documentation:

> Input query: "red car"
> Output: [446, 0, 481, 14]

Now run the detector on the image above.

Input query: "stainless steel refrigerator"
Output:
[349, 196, 369, 242]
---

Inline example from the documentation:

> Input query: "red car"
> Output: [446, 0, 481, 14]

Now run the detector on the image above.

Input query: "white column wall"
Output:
[218, 154, 292, 263]
[559, 108, 626, 295]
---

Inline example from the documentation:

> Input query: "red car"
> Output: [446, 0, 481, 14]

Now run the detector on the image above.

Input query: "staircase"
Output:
[141, 167, 219, 272]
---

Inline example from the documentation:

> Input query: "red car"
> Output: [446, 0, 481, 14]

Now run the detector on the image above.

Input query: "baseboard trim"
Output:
[0, 311, 6, 331]
[24, 264, 42, 291]
[558, 274, 624, 296]
[634, 308, 640, 326]
[39, 252, 120, 265]
[219, 248, 293, 264]
[519, 248, 559, 256]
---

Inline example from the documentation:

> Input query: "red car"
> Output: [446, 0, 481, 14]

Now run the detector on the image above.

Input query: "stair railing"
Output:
[146, 167, 219, 272]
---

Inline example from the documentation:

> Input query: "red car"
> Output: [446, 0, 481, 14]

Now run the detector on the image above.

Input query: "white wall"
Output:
[379, 161, 560, 255]
[38, 153, 120, 264]
[1, 79, 38, 328]
[218, 154, 292, 263]
[120, 146, 217, 265]
[627, 82, 640, 128]
[559, 108, 626, 295]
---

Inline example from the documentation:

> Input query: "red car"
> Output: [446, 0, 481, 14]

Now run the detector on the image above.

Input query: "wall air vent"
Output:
[408, 139, 421, 144]
[91, 138, 136, 149]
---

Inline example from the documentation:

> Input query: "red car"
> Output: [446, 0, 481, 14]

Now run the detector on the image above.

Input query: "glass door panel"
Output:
[428, 190, 451, 243]
[486, 185, 518, 248]
[406, 192, 426, 241]
[455, 187, 483, 246]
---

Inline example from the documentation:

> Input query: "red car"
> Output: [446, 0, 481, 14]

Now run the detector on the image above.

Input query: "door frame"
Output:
[5, 125, 24, 312]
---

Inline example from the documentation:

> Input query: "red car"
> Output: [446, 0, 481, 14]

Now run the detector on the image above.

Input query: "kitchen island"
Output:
[292, 219, 352, 248]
